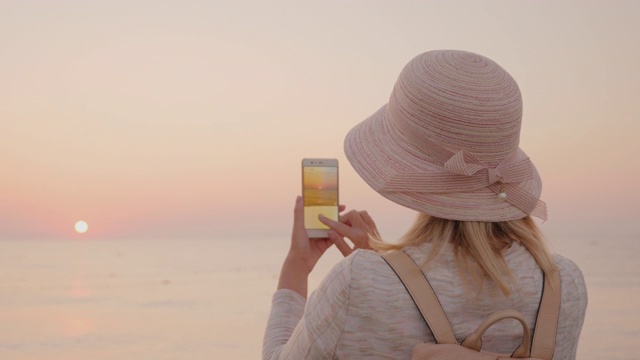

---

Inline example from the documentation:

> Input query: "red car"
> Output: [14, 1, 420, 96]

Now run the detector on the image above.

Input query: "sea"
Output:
[0, 234, 638, 359]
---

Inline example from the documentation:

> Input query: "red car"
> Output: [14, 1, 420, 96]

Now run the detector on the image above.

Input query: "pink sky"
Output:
[1, 0, 639, 240]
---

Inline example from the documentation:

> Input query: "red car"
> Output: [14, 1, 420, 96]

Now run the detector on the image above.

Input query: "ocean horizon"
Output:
[0, 235, 637, 359]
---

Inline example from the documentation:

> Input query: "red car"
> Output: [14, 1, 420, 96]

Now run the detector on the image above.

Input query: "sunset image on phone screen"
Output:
[303, 166, 338, 230]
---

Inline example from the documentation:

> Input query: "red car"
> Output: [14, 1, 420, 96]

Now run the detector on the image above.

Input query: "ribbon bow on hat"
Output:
[381, 150, 547, 220]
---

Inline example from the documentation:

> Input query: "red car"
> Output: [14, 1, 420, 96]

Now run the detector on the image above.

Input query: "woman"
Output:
[263, 50, 587, 359]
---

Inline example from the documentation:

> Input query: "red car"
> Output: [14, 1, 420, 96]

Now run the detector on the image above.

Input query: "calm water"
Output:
[0, 235, 637, 359]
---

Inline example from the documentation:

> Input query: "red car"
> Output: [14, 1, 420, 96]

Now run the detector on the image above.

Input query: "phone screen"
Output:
[303, 165, 339, 230]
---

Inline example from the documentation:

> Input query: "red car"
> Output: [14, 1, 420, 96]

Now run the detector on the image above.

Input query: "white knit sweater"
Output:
[263, 242, 587, 359]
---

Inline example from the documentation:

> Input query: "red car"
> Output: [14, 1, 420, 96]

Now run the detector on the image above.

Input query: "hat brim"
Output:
[344, 105, 543, 222]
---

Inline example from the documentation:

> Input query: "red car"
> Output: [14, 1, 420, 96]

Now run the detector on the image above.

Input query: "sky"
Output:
[1, 0, 639, 240]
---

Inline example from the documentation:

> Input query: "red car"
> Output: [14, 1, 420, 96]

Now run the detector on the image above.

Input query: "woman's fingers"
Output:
[359, 211, 380, 236]
[288, 196, 336, 273]
[339, 210, 377, 239]
[319, 209, 378, 254]
[339, 210, 368, 230]
[328, 232, 353, 257]
[292, 196, 307, 237]
[319, 213, 362, 239]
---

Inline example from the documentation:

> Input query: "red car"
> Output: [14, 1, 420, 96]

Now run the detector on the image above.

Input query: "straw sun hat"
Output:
[344, 50, 547, 222]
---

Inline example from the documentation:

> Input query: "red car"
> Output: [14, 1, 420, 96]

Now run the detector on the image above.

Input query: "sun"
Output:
[74, 221, 89, 234]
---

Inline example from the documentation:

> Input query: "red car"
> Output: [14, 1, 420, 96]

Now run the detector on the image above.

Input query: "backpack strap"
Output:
[530, 269, 561, 359]
[383, 250, 562, 360]
[382, 250, 457, 344]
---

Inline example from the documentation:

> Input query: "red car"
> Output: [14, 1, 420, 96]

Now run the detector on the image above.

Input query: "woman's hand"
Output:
[277, 196, 345, 298]
[319, 209, 379, 257]
[288, 196, 339, 273]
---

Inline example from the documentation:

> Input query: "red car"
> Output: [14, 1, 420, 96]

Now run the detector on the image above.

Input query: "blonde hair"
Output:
[371, 214, 557, 296]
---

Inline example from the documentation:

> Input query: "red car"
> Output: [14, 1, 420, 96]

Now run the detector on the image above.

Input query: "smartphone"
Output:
[302, 158, 339, 238]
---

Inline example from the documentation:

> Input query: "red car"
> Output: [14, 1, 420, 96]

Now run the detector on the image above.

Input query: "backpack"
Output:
[382, 251, 561, 360]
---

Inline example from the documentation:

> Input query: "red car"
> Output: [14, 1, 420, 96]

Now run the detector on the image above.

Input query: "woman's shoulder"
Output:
[553, 254, 587, 296]
[326, 249, 399, 289]
[350, 248, 387, 264]
[327, 249, 386, 272]
[504, 244, 587, 296]
[337, 249, 391, 278]
[306, 250, 393, 314]
[314, 250, 387, 291]
[553, 254, 584, 275]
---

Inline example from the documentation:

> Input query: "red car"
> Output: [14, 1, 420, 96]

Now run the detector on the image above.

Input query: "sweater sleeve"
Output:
[262, 253, 355, 360]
